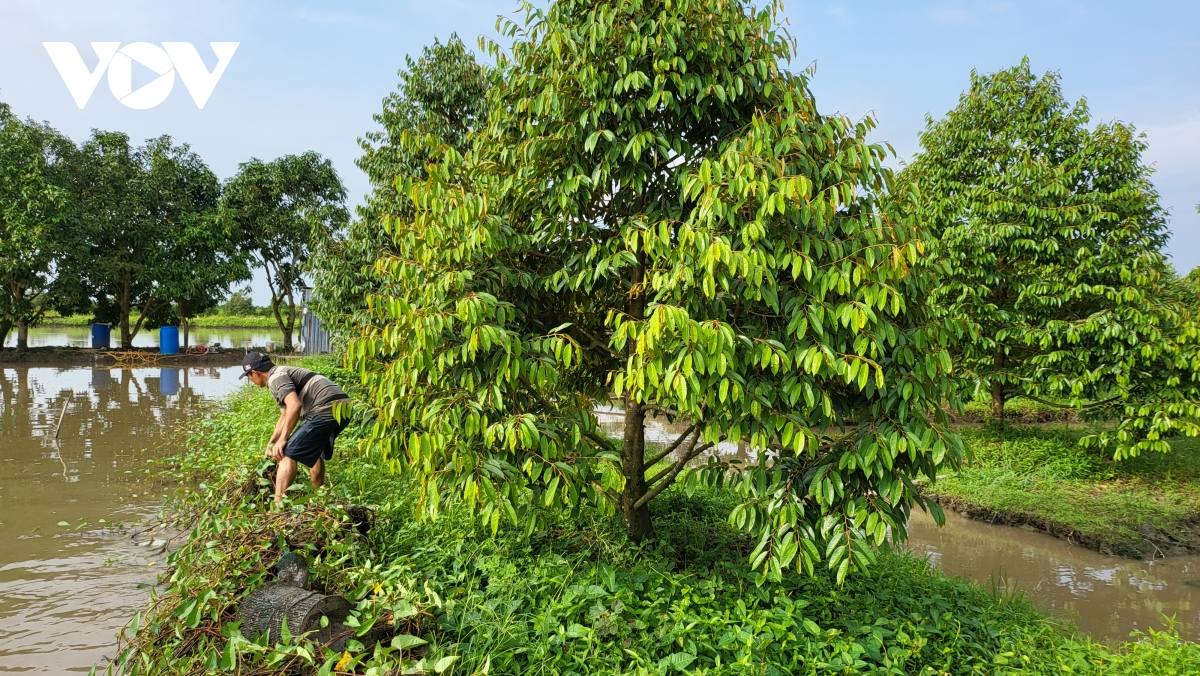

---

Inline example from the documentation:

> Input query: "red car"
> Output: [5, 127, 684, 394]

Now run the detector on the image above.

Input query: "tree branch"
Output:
[517, 371, 620, 455]
[652, 427, 705, 487]
[637, 439, 715, 509]
[641, 404, 679, 419]
[644, 423, 696, 468]
[572, 325, 620, 359]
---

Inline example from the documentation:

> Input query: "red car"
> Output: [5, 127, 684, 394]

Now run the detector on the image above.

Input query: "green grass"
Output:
[40, 312, 282, 330]
[108, 360, 1200, 674]
[932, 425, 1200, 556]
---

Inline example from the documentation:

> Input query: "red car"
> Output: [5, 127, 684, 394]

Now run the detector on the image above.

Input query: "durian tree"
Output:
[350, 0, 964, 580]
[901, 61, 1200, 458]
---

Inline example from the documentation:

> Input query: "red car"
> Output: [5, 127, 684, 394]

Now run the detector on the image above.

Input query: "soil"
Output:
[926, 493, 1200, 559]
[0, 346, 250, 366]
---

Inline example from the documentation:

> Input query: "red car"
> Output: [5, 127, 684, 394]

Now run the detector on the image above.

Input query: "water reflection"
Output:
[3, 325, 280, 350]
[0, 365, 247, 673]
[905, 509, 1200, 641]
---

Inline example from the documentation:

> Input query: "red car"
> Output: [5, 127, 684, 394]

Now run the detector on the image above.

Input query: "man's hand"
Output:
[264, 441, 285, 462]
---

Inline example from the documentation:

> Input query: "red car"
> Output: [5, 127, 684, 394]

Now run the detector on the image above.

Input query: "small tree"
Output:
[312, 35, 491, 342]
[900, 61, 1200, 456]
[351, 0, 964, 580]
[0, 103, 76, 352]
[219, 288, 256, 316]
[222, 152, 347, 351]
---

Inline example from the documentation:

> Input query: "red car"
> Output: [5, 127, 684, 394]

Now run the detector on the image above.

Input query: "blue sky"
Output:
[1, 1, 1196, 304]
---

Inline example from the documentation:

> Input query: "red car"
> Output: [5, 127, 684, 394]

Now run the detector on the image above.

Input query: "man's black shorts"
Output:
[284, 416, 348, 468]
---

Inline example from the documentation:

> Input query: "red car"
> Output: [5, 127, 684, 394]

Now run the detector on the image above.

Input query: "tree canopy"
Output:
[222, 152, 347, 351]
[71, 133, 238, 347]
[899, 60, 1200, 458]
[0, 103, 76, 351]
[349, 0, 964, 580]
[312, 34, 492, 342]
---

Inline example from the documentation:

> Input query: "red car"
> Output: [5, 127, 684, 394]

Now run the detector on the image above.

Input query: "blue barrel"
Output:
[159, 367, 181, 396]
[90, 323, 110, 349]
[159, 326, 179, 355]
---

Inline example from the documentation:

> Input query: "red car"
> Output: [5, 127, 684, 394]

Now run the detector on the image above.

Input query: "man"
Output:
[240, 352, 350, 503]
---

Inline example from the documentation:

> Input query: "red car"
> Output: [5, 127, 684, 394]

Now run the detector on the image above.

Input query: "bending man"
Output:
[240, 352, 350, 503]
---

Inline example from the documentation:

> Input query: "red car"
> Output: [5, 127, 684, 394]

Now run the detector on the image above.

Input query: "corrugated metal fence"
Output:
[299, 289, 332, 356]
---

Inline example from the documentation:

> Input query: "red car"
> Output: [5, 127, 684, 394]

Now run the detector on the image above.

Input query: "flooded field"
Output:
[0, 365, 247, 673]
[3, 326, 281, 351]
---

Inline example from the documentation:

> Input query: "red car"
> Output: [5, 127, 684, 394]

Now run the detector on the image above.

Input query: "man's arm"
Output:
[268, 393, 302, 461]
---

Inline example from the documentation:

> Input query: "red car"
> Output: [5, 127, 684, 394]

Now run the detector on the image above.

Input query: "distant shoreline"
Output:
[39, 322, 277, 330]
[36, 314, 282, 331]
[0, 346, 253, 366]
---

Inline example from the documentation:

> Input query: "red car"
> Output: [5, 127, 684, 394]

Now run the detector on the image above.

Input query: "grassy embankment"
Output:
[41, 312, 280, 329]
[931, 399, 1200, 558]
[109, 357, 1197, 675]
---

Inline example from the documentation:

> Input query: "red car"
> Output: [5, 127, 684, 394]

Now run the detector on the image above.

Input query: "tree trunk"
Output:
[181, 316, 190, 350]
[16, 320, 28, 353]
[284, 292, 296, 352]
[0, 318, 11, 350]
[120, 270, 133, 349]
[621, 394, 652, 541]
[620, 253, 652, 541]
[990, 350, 1005, 427]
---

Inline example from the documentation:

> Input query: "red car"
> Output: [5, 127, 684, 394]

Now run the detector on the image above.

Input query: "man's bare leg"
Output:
[275, 456, 298, 504]
[310, 458, 325, 489]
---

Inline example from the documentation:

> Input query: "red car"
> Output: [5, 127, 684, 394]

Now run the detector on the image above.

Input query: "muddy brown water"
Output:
[2, 383, 1196, 672]
[0, 365, 247, 673]
[904, 509, 1200, 642]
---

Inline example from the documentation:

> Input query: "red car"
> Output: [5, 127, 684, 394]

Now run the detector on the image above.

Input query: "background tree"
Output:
[312, 35, 491, 341]
[222, 152, 347, 351]
[349, 0, 964, 580]
[72, 134, 232, 348]
[0, 103, 76, 352]
[900, 61, 1200, 457]
[139, 136, 249, 348]
[218, 287, 256, 316]
[72, 131, 157, 348]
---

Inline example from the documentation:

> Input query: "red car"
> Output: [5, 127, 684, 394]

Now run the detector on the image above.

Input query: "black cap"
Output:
[240, 352, 275, 379]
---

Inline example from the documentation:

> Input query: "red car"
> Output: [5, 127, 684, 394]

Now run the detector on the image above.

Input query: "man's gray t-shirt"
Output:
[267, 366, 348, 421]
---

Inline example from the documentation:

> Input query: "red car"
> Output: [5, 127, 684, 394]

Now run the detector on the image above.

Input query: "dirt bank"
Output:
[927, 492, 1200, 559]
[0, 347, 252, 367]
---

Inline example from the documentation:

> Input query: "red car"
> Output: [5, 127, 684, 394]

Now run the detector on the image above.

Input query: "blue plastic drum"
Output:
[159, 326, 179, 355]
[90, 323, 110, 349]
